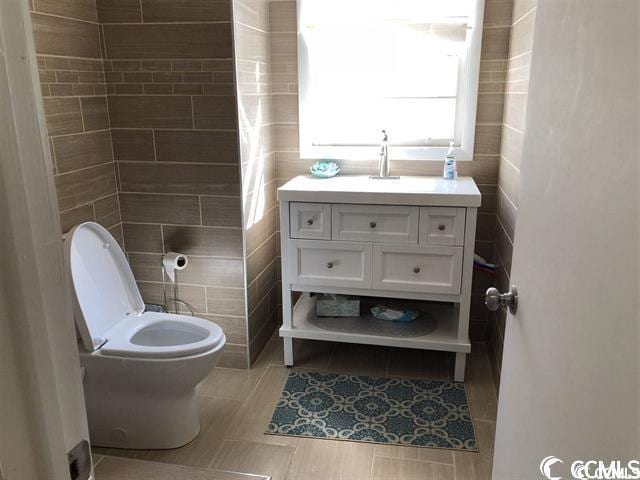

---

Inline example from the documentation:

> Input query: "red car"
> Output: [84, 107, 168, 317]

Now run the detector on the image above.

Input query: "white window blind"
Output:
[298, 0, 484, 160]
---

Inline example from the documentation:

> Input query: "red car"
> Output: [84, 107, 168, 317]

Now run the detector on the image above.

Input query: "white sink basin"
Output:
[277, 174, 481, 207]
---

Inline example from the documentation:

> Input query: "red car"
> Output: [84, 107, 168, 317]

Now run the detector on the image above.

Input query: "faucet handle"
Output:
[381, 129, 388, 141]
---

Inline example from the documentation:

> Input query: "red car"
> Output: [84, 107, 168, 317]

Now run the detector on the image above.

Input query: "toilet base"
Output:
[80, 341, 223, 450]
[87, 389, 201, 450]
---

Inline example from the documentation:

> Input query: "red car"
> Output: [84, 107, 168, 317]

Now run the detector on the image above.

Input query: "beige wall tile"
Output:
[497, 188, 517, 241]
[173, 256, 244, 288]
[483, 0, 514, 27]
[498, 156, 520, 207]
[499, 124, 524, 169]
[473, 124, 502, 156]
[476, 93, 505, 124]
[217, 343, 249, 369]
[508, 9, 536, 58]
[137, 281, 208, 313]
[80, 96, 110, 131]
[162, 225, 243, 258]
[155, 130, 239, 164]
[245, 207, 276, 255]
[119, 163, 240, 196]
[248, 310, 277, 364]
[476, 213, 497, 242]
[103, 24, 233, 59]
[193, 95, 238, 130]
[122, 223, 163, 253]
[206, 286, 246, 317]
[119, 193, 201, 224]
[94, 193, 120, 228]
[97, 0, 142, 23]
[111, 129, 155, 162]
[60, 204, 95, 233]
[33, 0, 98, 21]
[55, 163, 117, 211]
[495, 220, 513, 273]
[502, 92, 528, 132]
[199, 314, 246, 344]
[53, 131, 113, 173]
[108, 96, 193, 128]
[43, 97, 84, 136]
[271, 93, 297, 124]
[480, 27, 511, 61]
[31, 13, 101, 58]
[129, 252, 164, 282]
[201, 196, 242, 227]
[141, 0, 231, 22]
[512, 0, 536, 23]
[268, 1, 296, 33]
[245, 234, 276, 284]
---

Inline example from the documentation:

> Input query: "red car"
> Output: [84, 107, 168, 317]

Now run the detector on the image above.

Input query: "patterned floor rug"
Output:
[266, 371, 478, 452]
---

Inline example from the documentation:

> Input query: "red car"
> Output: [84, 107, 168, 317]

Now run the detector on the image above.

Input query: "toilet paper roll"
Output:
[163, 252, 188, 283]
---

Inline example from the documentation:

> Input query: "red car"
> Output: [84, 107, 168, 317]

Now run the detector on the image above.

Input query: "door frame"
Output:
[0, 1, 90, 479]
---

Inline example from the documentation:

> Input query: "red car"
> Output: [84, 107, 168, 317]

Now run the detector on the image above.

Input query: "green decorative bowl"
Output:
[310, 160, 340, 178]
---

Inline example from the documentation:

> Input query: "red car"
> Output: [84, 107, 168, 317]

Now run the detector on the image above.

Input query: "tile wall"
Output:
[97, 0, 248, 369]
[30, 0, 529, 373]
[268, 0, 514, 342]
[30, 0, 121, 242]
[489, 0, 537, 386]
[233, 0, 280, 364]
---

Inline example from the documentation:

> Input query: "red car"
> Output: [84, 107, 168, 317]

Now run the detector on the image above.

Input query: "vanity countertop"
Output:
[277, 175, 481, 207]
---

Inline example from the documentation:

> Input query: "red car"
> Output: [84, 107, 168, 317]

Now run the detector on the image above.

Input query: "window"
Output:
[298, 0, 484, 161]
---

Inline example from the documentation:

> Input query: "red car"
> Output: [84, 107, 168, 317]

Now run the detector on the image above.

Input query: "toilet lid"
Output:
[65, 222, 144, 351]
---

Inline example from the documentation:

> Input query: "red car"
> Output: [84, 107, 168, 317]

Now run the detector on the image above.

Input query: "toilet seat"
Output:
[65, 222, 224, 358]
[101, 311, 224, 359]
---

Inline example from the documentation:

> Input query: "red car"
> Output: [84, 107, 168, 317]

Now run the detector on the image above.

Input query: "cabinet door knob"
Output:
[370, 221, 377, 228]
[326, 262, 334, 269]
[438, 224, 446, 231]
[413, 267, 421, 274]
[307, 218, 314, 226]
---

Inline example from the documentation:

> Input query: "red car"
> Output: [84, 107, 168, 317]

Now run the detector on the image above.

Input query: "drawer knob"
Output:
[370, 221, 377, 228]
[307, 218, 314, 226]
[413, 267, 421, 274]
[438, 224, 446, 231]
[326, 262, 334, 269]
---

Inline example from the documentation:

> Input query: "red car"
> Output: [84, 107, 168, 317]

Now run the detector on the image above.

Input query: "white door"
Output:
[492, 1, 639, 479]
[0, 1, 92, 479]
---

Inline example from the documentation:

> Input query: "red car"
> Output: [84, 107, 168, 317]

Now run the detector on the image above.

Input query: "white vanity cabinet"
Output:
[278, 175, 481, 381]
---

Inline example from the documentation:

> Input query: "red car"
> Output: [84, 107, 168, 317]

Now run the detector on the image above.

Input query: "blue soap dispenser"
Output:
[443, 141, 457, 180]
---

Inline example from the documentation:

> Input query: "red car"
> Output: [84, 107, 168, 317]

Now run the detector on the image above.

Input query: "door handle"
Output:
[485, 286, 518, 314]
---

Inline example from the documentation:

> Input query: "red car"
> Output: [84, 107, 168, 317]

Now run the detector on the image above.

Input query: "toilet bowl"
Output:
[65, 222, 226, 450]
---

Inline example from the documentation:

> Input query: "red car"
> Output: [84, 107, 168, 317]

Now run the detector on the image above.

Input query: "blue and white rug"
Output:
[266, 371, 478, 452]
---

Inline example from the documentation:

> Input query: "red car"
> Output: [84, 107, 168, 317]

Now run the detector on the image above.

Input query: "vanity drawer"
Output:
[372, 244, 463, 294]
[332, 204, 419, 243]
[290, 202, 331, 240]
[419, 207, 466, 246]
[291, 240, 372, 288]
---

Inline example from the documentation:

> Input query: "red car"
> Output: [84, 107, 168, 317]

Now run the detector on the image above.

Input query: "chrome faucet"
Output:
[370, 129, 399, 179]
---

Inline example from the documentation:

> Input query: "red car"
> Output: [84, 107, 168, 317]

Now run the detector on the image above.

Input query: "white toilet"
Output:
[64, 222, 226, 450]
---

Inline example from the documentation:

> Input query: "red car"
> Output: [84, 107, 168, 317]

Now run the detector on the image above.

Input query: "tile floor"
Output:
[94, 334, 498, 480]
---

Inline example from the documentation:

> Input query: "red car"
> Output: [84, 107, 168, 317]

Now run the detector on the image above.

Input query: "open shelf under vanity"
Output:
[281, 293, 469, 353]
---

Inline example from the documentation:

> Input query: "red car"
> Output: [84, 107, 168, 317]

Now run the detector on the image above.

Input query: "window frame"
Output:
[297, 0, 485, 161]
